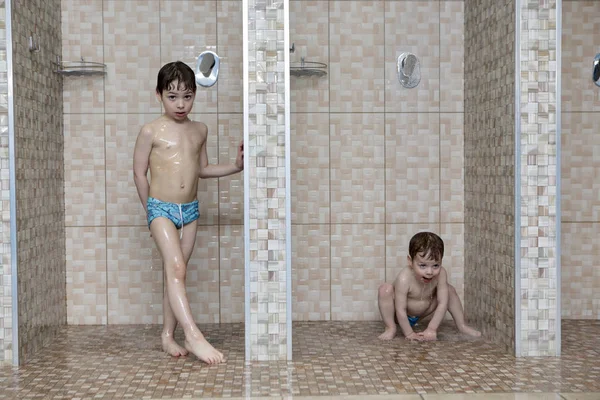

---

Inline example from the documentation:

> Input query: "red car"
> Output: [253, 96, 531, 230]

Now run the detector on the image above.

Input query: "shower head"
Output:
[397, 52, 421, 89]
[402, 54, 418, 78]
[199, 53, 216, 77]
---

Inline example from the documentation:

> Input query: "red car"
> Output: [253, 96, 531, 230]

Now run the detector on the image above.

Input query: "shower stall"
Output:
[0, 0, 598, 366]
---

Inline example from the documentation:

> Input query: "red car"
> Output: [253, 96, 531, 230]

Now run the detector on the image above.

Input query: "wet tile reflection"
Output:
[0, 320, 599, 399]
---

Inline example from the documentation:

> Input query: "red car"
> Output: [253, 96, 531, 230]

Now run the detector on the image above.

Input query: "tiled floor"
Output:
[0, 320, 599, 399]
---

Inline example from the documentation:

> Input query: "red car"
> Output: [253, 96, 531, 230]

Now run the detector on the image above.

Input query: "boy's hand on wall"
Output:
[235, 140, 244, 171]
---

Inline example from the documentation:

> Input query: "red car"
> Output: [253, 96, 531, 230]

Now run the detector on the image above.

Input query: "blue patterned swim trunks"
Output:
[408, 315, 420, 327]
[147, 197, 199, 229]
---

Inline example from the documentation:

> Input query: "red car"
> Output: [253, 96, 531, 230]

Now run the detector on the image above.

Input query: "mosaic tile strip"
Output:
[0, 0, 11, 365]
[245, 0, 290, 361]
[12, 0, 66, 364]
[518, 0, 559, 357]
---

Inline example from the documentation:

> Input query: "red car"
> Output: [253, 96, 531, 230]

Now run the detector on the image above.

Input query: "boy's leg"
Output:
[447, 284, 481, 337]
[161, 221, 198, 357]
[150, 218, 225, 364]
[377, 283, 397, 340]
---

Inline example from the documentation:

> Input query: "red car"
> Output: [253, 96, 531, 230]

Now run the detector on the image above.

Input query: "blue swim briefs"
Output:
[147, 197, 199, 229]
[408, 315, 420, 327]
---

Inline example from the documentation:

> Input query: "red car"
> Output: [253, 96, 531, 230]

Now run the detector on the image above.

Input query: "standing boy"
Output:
[133, 61, 243, 364]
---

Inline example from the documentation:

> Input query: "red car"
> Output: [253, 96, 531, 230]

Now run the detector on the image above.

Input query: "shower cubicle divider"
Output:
[243, 0, 292, 361]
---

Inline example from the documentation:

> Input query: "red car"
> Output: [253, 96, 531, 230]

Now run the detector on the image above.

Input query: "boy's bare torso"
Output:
[396, 267, 441, 317]
[147, 116, 206, 204]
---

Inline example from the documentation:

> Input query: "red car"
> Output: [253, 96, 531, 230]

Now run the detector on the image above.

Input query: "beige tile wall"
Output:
[63, 0, 466, 325]
[290, 0, 466, 322]
[464, 0, 516, 354]
[561, 1, 600, 319]
[62, 0, 244, 325]
[14, 0, 66, 364]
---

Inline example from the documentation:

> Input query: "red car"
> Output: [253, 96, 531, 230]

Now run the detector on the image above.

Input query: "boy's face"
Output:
[156, 80, 195, 121]
[408, 252, 442, 284]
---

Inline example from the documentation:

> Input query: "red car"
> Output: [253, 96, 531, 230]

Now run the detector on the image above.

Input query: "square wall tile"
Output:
[290, 0, 329, 113]
[330, 113, 385, 224]
[561, 222, 600, 319]
[386, 113, 440, 224]
[61, 0, 104, 114]
[66, 227, 107, 325]
[441, 223, 465, 304]
[64, 114, 106, 227]
[105, 113, 159, 227]
[103, 0, 161, 114]
[107, 226, 162, 324]
[385, 0, 440, 112]
[331, 224, 385, 320]
[160, 0, 218, 113]
[561, 1, 600, 112]
[440, 0, 464, 112]
[191, 114, 219, 226]
[292, 224, 330, 321]
[219, 225, 244, 323]
[291, 113, 330, 224]
[63, 78, 105, 115]
[440, 113, 464, 223]
[218, 114, 244, 225]
[561, 112, 600, 222]
[329, 1, 385, 113]
[217, 1, 243, 113]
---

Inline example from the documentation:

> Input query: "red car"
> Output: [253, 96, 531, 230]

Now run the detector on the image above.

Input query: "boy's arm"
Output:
[423, 267, 449, 336]
[198, 125, 243, 178]
[394, 274, 419, 339]
[133, 125, 153, 213]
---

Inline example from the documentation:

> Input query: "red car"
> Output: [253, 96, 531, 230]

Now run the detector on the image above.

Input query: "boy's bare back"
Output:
[141, 116, 208, 204]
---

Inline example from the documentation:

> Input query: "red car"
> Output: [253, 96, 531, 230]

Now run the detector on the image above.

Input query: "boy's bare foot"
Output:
[161, 336, 189, 357]
[378, 327, 397, 340]
[458, 324, 481, 337]
[184, 337, 225, 365]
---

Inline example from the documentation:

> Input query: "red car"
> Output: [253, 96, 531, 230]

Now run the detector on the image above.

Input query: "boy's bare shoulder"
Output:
[138, 121, 157, 141]
[189, 120, 208, 131]
[394, 267, 414, 288]
[438, 266, 449, 280]
[140, 116, 166, 134]
[188, 120, 208, 139]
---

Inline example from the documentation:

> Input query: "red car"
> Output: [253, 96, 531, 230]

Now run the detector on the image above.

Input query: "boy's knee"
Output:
[378, 283, 394, 298]
[167, 262, 187, 280]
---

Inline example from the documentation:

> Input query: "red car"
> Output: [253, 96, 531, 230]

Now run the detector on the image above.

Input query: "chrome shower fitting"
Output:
[594, 53, 600, 87]
[397, 52, 421, 89]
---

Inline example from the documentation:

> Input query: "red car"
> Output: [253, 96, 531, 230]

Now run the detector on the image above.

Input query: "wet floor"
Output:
[0, 320, 599, 399]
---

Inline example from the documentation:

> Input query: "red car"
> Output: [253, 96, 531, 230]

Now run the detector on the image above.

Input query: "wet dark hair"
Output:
[156, 61, 197, 94]
[408, 232, 444, 262]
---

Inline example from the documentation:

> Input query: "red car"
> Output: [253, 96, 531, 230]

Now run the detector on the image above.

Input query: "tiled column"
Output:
[243, 0, 292, 361]
[516, 0, 560, 356]
[0, 0, 14, 365]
